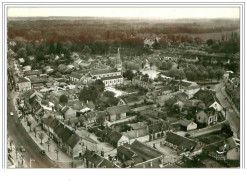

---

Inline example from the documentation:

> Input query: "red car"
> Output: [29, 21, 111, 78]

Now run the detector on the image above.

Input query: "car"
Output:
[20, 146, 25, 152]
[10, 112, 14, 116]
[40, 150, 46, 155]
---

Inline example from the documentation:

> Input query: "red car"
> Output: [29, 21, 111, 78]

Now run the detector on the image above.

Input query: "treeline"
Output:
[8, 18, 239, 44]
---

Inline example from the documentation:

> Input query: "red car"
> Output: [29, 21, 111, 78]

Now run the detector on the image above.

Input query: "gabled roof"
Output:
[43, 115, 54, 127]
[193, 89, 218, 108]
[98, 159, 118, 168]
[90, 68, 120, 76]
[16, 77, 30, 83]
[24, 69, 42, 76]
[70, 72, 83, 79]
[117, 145, 136, 159]
[130, 140, 163, 161]
[107, 105, 130, 116]
[108, 131, 123, 143]
[66, 133, 81, 148]
[123, 129, 149, 139]
[166, 132, 197, 152]
[179, 119, 194, 127]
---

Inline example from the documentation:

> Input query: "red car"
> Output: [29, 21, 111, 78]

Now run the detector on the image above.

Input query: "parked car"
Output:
[10, 112, 14, 116]
[40, 150, 46, 155]
[20, 146, 25, 152]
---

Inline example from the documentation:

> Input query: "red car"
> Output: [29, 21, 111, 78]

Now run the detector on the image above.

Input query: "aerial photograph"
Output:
[6, 7, 240, 168]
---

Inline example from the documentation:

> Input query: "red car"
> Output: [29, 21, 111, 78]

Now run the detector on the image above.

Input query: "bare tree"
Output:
[39, 133, 44, 145]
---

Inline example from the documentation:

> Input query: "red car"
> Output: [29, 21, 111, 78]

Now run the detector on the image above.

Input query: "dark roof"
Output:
[193, 89, 218, 108]
[70, 72, 83, 79]
[124, 96, 143, 104]
[98, 159, 118, 168]
[118, 145, 136, 159]
[43, 115, 54, 126]
[24, 70, 42, 76]
[174, 92, 188, 101]
[130, 140, 163, 161]
[88, 153, 104, 166]
[166, 132, 197, 152]
[107, 105, 130, 116]
[50, 118, 60, 130]
[101, 75, 123, 81]
[179, 119, 194, 127]
[90, 68, 120, 76]
[16, 77, 30, 83]
[66, 133, 81, 148]
[108, 131, 123, 143]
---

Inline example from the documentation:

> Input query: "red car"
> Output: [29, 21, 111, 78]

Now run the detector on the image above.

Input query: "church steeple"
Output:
[116, 48, 122, 71]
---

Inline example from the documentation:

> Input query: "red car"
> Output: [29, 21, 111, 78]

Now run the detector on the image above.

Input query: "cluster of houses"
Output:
[8, 38, 240, 168]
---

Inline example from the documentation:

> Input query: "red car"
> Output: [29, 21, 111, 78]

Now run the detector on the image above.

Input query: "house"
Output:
[108, 131, 129, 147]
[96, 111, 108, 126]
[179, 119, 197, 131]
[24, 69, 43, 79]
[69, 72, 84, 83]
[132, 75, 155, 90]
[83, 150, 118, 168]
[61, 106, 77, 120]
[123, 129, 150, 144]
[117, 145, 136, 162]
[148, 121, 170, 140]
[193, 89, 222, 111]
[89, 68, 122, 79]
[106, 105, 130, 122]
[81, 136, 98, 155]
[101, 75, 124, 87]
[123, 96, 145, 107]
[43, 115, 60, 138]
[130, 140, 164, 168]
[196, 108, 218, 126]
[225, 137, 240, 161]
[165, 132, 198, 153]
[179, 80, 198, 91]
[14, 76, 31, 92]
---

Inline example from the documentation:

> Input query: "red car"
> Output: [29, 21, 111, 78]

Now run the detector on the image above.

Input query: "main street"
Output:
[7, 87, 67, 168]
[214, 82, 240, 138]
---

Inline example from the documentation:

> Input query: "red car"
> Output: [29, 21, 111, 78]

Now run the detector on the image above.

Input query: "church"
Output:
[89, 48, 124, 87]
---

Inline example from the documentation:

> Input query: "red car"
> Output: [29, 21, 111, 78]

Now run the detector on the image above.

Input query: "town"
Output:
[7, 17, 240, 168]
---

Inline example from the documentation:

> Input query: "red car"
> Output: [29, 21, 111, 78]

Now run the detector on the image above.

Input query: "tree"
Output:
[56, 42, 62, 54]
[27, 120, 32, 132]
[39, 133, 45, 145]
[123, 70, 135, 80]
[48, 43, 56, 54]
[79, 80, 105, 103]
[57, 64, 68, 73]
[17, 47, 27, 58]
[221, 124, 233, 137]
[33, 127, 37, 138]
[59, 95, 68, 104]
[206, 39, 214, 46]
[215, 69, 224, 81]
[83, 45, 92, 55]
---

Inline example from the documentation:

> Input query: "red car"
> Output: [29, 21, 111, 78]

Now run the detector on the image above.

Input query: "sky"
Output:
[8, 7, 240, 19]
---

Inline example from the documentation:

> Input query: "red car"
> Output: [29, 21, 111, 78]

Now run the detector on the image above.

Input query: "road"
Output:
[7, 88, 65, 168]
[214, 82, 240, 138]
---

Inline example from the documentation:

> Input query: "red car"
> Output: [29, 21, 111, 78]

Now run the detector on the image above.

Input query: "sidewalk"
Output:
[221, 87, 240, 118]
[21, 115, 72, 163]
[7, 137, 28, 168]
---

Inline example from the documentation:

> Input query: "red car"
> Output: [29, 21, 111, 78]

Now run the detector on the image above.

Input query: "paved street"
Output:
[214, 82, 240, 138]
[7, 88, 69, 168]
